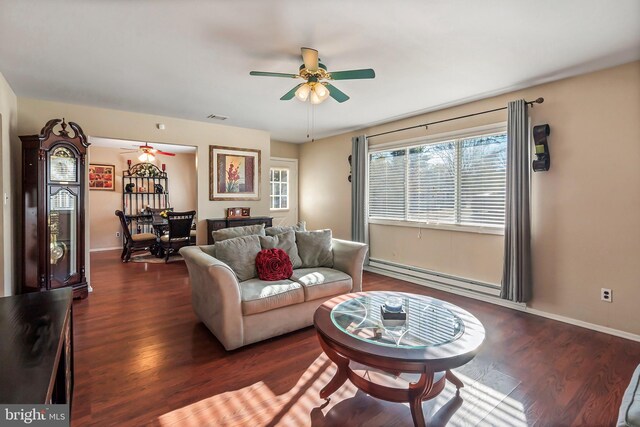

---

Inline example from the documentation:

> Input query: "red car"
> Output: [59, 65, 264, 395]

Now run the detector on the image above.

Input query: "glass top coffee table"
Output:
[313, 291, 485, 427]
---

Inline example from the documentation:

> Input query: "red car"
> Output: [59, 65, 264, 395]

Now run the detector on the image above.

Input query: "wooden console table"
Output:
[207, 216, 273, 244]
[0, 288, 74, 405]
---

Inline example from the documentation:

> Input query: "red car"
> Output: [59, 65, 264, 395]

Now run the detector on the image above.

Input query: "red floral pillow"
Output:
[255, 248, 293, 281]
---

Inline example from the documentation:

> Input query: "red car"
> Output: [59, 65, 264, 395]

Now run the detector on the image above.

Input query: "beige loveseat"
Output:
[180, 238, 368, 350]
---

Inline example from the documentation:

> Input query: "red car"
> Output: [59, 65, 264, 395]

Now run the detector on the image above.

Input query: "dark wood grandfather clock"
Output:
[20, 119, 90, 298]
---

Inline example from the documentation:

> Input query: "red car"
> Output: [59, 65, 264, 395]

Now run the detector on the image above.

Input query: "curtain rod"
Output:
[367, 97, 544, 139]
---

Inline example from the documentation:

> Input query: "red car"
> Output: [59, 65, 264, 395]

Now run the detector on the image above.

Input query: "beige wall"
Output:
[270, 139, 300, 159]
[88, 146, 197, 250]
[16, 97, 271, 290]
[0, 72, 17, 297]
[300, 61, 640, 335]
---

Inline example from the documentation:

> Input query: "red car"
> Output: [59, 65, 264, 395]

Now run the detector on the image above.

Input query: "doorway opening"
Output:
[87, 137, 197, 264]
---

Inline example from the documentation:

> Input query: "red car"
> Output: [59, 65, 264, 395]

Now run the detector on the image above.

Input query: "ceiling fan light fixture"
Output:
[295, 83, 311, 101]
[309, 90, 322, 105]
[314, 83, 330, 101]
[139, 152, 155, 163]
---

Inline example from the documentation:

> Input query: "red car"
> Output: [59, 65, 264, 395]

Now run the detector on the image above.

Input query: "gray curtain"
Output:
[351, 135, 368, 256]
[501, 99, 532, 302]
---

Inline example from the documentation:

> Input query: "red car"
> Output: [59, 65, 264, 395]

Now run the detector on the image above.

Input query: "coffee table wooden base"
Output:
[318, 333, 463, 427]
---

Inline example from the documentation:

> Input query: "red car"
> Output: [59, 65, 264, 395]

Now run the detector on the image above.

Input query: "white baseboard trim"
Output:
[90, 246, 121, 252]
[365, 264, 640, 343]
[521, 307, 640, 343]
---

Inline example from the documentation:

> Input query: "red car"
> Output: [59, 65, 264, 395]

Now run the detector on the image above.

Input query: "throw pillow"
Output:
[255, 248, 293, 281]
[214, 235, 261, 281]
[265, 221, 306, 236]
[211, 223, 266, 243]
[200, 244, 216, 258]
[295, 229, 333, 268]
[259, 230, 303, 269]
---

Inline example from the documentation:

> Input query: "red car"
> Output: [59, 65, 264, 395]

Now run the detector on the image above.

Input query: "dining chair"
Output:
[159, 210, 196, 263]
[115, 210, 158, 262]
[148, 207, 173, 224]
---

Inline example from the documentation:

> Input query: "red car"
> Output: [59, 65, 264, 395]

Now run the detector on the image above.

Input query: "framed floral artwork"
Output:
[88, 164, 115, 191]
[209, 145, 261, 201]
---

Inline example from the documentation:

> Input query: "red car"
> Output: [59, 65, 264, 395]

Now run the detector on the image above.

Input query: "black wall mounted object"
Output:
[532, 124, 551, 172]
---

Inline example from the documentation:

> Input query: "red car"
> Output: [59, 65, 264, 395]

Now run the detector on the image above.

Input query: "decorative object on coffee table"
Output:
[380, 296, 407, 327]
[209, 145, 261, 201]
[314, 291, 485, 427]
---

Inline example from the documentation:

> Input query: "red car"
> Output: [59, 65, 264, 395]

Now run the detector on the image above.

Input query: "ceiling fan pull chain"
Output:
[311, 105, 316, 143]
[306, 103, 310, 140]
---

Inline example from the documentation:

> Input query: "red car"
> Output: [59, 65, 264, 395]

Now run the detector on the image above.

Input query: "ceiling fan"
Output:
[250, 47, 375, 104]
[121, 143, 176, 162]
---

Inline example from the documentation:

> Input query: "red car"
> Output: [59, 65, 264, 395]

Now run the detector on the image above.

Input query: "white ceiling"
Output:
[90, 137, 196, 154]
[1, 1, 638, 143]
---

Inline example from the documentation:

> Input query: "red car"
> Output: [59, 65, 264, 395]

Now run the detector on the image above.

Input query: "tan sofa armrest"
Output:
[332, 239, 368, 292]
[180, 246, 244, 350]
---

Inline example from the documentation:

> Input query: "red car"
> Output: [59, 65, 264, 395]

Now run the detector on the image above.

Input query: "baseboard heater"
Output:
[366, 258, 501, 298]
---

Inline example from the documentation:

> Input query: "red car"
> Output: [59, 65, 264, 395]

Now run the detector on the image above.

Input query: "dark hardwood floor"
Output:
[71, 250, 640, 426]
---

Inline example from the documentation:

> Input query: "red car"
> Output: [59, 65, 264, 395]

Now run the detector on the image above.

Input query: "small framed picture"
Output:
[88, 164, 115, 191]
[226, 207, 250, 218]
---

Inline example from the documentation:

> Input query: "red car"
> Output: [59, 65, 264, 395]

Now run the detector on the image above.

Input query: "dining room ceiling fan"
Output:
[250, 47, 375, 104]
[120, 143, 176, 162]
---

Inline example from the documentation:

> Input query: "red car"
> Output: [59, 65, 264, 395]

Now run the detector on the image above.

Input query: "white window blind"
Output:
[459, 134, 507, 226]
[369, 131, 507, 228]
[369, 150, 405, 220]
[407, 142, 456, 223]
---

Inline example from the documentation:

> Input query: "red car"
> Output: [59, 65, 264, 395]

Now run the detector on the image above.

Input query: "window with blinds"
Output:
[369, 150, 406, 220]
[368, 131, 507, 228]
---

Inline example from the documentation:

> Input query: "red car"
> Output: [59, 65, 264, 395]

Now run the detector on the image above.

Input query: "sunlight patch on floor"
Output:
[157, 354, 526, 426]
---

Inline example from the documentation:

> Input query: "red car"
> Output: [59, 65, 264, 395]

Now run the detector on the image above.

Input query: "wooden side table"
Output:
[206, 216, 273, 244]
[0, 288, 74, 406]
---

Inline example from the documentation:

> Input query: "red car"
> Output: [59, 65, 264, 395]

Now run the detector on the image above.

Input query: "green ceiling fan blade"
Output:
[250, 71, 299, 78]
[329, 69, 376, 80]
[280, 83, 304, 100]
[326, 83, 350, 103]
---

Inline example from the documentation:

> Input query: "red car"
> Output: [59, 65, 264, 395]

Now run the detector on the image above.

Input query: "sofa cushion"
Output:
[214, 235, 261, 281]
[291, 268, 352, 302]
[295, 230, 333, 268]
[265, 221, 306, 236]
[259, 230, 302, 268]
[239, 279, 304, 315]
[212, 223, 266, 242]
[618, 364, 640, 427]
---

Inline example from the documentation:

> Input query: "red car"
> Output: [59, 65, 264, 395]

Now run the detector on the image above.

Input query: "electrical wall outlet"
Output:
[116, 231, 121, 238]
[601, 288, 612, 302]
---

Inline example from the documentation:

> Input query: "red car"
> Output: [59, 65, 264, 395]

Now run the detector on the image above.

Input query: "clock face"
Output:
[50, 147, 77, 182]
